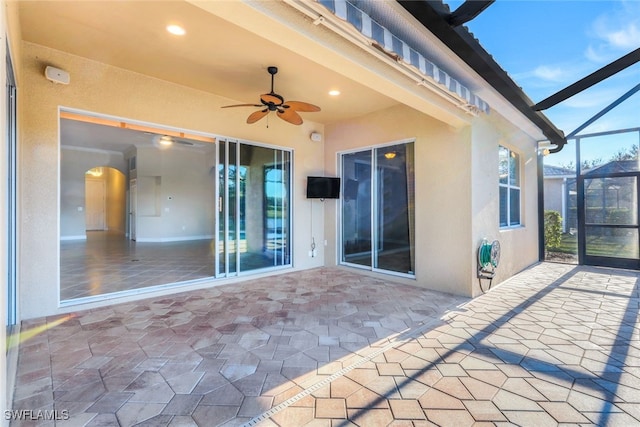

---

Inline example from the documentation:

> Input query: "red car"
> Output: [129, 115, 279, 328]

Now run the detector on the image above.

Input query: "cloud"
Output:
[512, 63, 587, 90]
[604, 22, 640, 49]
[532, 65, 568, 83]
[586, 2, 640, 62]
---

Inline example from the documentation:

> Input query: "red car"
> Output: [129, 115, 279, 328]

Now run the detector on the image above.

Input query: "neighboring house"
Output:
[544, 160, 640, 233]
[582, 159, 639, 226]
[543, 164, 576, 233]
[0, 0, 567, 411]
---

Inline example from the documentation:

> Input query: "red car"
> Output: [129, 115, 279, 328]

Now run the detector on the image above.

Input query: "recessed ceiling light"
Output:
[159, 135, 174, 146]
[328, 90, 341, 96]
[166, 24, 186, 36]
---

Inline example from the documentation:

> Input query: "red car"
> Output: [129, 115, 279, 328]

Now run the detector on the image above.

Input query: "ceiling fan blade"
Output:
[283, 101, 321, 112]
[247, 109, 269, 124]
[221, 103, 263, 108]
[277, 108, 303, 125]
[260, 93, 284, 106]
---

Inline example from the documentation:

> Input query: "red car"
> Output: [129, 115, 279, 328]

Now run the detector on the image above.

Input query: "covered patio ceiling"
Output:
[22, 0, 622, 153]
[16, 0, 559, 144]
[14, 1, 381, 124]
[17, 0, 464, 127]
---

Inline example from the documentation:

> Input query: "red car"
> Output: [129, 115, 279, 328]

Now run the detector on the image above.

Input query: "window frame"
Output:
[499, 145, 522, 228]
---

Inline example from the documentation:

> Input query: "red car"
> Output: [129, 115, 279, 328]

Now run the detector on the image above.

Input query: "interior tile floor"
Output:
[60, 231, 276, 301]
[11, 262, 640, 426]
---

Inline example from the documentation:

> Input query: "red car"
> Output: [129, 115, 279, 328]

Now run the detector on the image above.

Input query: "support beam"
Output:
[566, 82, 640, 139]
[448, 0, 495, 27]
[534, 48, 640, 111]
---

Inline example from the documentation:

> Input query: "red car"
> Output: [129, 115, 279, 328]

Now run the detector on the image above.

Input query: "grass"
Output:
[547, 232, 639, 259]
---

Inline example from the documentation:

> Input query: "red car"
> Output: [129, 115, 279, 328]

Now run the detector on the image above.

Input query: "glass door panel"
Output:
[218, 141, 291, 276]
[584, 176, 639, 260]
[228, 142, 238, 274]
[342, 151, 372, 267]
[341, 142, 415, 275]
[375, 143, 414, 274]
[217, 142, 226, 276]
[239, 145, 290, 272]
[263, 150, 290, 267]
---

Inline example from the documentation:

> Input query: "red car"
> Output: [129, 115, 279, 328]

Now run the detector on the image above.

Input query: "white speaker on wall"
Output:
[310, 132, 322, 142]
[45, 66, 70, 85]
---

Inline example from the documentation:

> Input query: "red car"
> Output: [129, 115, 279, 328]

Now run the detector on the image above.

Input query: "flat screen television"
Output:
[306, 176, 340, 199]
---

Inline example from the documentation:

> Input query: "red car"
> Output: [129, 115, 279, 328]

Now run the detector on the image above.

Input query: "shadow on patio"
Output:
[9, 263, 640, 426]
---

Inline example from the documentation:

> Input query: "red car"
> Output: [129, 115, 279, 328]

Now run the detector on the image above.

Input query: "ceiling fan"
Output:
[222, 66, 320, 125]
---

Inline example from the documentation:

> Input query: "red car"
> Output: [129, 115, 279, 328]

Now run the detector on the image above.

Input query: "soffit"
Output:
[17, 0, 400, 125]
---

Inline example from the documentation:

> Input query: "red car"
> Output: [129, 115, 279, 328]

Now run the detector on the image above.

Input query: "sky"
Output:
[445, 0, 640, 167]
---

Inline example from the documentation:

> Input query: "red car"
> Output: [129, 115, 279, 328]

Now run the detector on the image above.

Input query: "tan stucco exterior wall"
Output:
[324, 103, 540, 298]
[470, 112, 540, 295]
[324, 104, 474, 296]
[19, 42, 326, 319]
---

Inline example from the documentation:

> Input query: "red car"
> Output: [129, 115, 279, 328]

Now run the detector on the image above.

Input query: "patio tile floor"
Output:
[9, 263, 640, 426]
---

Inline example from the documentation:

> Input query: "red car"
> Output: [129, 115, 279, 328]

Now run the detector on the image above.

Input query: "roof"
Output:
[396, 0, 567, 151]
[584, 159, 640, 175]
[543, 165, 575, 177]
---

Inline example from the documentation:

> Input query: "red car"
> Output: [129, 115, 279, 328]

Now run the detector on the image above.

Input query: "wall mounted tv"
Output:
[306, 176, 340, 199]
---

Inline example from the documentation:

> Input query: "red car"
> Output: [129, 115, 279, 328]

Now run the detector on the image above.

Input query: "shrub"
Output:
[544, 210, 563, 251]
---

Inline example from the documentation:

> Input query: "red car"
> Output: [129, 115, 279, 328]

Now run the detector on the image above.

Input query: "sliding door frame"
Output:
[216, 138, 293, 278]
[338, 138, 415, 279]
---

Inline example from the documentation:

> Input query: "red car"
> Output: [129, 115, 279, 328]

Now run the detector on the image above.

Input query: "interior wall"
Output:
[60, 148, 126, 239]
[324, 104, 474, 296]
[20, 42, 324, 319]
[134, 145, 217, 242]
[105, 167, 126, 234]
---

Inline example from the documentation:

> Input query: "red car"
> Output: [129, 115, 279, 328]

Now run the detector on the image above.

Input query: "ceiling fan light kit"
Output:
[222, 66, 320, 125]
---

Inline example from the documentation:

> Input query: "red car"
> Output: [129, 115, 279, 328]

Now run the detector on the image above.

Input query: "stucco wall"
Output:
[544, 178, 564, 215]
[470, 112, 540, 296]
[324, 103, 540, 298]
[19, 42, 325, 319]
[324, 104, 474, 296]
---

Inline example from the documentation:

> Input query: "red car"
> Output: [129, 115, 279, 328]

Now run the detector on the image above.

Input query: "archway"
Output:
[84, 166, 126, 235]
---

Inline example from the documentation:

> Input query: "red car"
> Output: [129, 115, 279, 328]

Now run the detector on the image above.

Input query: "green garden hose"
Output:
[479, 240, 493, 269]
[478, 239, 500, 292]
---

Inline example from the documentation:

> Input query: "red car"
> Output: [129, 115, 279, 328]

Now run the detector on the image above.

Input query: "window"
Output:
[499, 145, 521, 227]
[341, 141, 415, 276]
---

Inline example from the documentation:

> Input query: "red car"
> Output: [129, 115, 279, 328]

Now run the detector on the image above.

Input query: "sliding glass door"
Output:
[217, 140, 291, 277]
[341, 141, 415, 276]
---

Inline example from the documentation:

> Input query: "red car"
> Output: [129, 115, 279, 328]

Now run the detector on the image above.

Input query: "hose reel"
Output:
[477, 239, 500, 292]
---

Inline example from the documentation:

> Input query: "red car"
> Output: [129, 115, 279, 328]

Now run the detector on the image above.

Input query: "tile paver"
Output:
[10, 263, 640, 426]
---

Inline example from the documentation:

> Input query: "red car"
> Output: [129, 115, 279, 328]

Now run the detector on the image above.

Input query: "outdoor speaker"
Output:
[45, 66, 70, 85]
